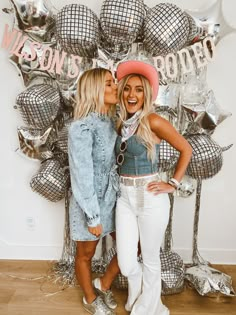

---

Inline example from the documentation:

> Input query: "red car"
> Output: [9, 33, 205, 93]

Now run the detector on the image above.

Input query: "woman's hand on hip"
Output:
[88, 224, 103, 237]
[147, 181, 175, 195]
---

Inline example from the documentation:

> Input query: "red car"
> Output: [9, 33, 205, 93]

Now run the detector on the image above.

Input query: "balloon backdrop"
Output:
[2, 0, 234, 297]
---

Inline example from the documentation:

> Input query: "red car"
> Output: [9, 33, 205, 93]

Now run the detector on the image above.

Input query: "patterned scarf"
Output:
[120, 110, 142, 142]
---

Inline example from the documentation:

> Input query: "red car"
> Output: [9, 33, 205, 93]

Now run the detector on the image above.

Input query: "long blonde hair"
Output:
[74, 68, 115, 120]
[117, 74, 156, 161]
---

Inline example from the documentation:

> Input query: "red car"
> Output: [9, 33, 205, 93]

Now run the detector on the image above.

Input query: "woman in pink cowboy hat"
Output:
[115, 59, 192, 315]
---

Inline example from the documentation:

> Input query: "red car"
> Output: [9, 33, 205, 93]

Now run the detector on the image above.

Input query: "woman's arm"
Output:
[68, 121, 101, 229]
[147, 113, 192, 193]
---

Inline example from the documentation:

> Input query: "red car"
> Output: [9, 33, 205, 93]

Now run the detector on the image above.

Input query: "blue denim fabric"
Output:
[68, 113, 119, 241]
[115, 135, 160, 175]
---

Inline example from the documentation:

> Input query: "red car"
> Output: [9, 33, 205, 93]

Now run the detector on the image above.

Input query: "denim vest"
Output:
[115, 135, 160, 175]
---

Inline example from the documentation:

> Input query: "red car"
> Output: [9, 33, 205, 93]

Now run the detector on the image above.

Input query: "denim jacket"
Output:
[68, 113, 119, 230]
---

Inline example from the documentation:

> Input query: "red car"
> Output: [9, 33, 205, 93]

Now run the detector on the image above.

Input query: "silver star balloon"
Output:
[5, 0, 55, 43]
[185, 264, 235, 296]
[186, 0, 236, 45]
[183, 90, 231, 133]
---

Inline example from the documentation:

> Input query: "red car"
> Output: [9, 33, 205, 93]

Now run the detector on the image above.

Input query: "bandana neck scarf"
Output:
[121, 110, 142, 142]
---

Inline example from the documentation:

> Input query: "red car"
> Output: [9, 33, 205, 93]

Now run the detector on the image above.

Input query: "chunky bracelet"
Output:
[168, 178, 180, 189]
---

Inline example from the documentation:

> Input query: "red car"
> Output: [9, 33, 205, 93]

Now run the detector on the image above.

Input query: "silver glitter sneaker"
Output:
[93, 278, 118, 310]
[83, 296, 115, 315]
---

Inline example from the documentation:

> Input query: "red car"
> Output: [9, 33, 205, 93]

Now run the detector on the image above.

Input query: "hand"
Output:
[147, 180, 175, 195]
[88, 224, 103, 237]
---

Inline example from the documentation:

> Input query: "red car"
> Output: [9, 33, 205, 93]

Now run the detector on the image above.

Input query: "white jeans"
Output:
[116, 180, 170, 315]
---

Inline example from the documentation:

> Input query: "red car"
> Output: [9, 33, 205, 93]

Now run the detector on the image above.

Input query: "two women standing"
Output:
[68, 62, 192, 315]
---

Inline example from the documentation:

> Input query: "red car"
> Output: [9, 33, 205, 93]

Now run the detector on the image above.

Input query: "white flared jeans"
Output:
[116, 180, 170, 315]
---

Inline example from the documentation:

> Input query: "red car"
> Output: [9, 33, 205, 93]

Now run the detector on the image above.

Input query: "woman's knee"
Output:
[76, 241, 97, 262]
[118, 256, 139, 277]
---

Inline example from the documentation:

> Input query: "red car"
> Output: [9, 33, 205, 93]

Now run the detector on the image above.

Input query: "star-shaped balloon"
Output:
[186, 0, 236, 45]
[4, 0, 55, 43]
[183, 90, 231, 133]
[185, 264, 235, 296]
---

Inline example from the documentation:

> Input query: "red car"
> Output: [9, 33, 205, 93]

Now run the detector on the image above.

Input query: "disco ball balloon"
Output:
[100, 0, 145, 46]
[56, 4, 99, 57]
[159, 140, 179, 172]
[16, 84, 61, 129]
[144, 3, 189, 56]
[30, 159, 69, 202]
[186, 135, 223, 179]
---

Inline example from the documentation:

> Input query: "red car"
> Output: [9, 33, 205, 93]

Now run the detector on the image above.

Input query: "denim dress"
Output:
[68, 112, 119, 241]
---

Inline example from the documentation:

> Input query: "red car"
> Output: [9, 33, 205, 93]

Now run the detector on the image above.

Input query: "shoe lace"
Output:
[105, 290, 113, 301]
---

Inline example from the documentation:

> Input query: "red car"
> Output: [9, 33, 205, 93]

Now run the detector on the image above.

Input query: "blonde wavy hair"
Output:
[74, 68, 115, 120]
[117, 74, 156, 161]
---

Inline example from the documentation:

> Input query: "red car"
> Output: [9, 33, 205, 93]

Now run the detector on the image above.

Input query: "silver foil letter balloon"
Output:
[144, 3, 190, 56]
[56, 4, 99, 58]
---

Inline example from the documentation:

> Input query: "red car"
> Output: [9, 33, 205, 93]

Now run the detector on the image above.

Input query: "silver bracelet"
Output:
[168, 178, 180, 189]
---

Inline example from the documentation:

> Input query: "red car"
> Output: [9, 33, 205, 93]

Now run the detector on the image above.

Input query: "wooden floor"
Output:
[0, 260, 236, 315]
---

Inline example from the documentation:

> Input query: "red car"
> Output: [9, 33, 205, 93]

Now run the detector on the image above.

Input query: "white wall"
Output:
[0, 0, 235, 263]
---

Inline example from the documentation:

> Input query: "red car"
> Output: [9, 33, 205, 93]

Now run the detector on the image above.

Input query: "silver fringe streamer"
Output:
[185, 178, 235, 296]
[164, 193, 174, 251]
[192, 178, 207, 265]
[51, 176, 76, 286]
[161, 193, 185, 295]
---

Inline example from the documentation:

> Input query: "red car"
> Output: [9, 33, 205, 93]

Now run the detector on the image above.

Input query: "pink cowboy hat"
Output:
[116, 60, 159, 101]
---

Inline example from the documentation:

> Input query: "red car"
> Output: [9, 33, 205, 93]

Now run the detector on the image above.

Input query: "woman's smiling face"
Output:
[123, 76, 144, 115]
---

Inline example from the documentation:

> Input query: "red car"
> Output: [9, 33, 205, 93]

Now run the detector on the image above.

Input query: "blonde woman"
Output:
[68, 68, 120, 315]
[115, 60, 192, 315]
